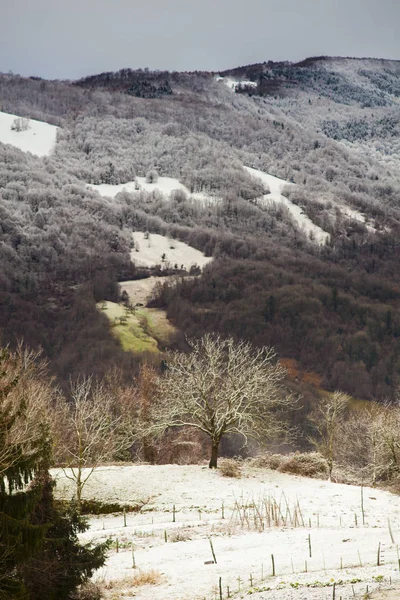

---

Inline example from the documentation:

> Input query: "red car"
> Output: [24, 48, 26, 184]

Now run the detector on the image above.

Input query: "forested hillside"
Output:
[2, 57, 400, 398]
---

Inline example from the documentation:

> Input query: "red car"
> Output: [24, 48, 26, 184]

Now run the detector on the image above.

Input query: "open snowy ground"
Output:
[89, 168, 331, 248]
[216, 76, 258, 91]
[52, 463, 400, 600]
[0, 111, 58, 156]
[244, 166, 330, 245]
[88, 176, 219, 204]
[130, 232, 213, 270]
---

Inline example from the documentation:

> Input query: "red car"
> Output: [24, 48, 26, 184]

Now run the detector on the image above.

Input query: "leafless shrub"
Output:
[219, 458, 242, 478]
[278, 451, 328, 478]
[71, 582, 102, 600]
[102, 570, 164, 594]
[249, 451, 284, 470]
[169, 528, 193, 542]
[132, 569, 163, 586]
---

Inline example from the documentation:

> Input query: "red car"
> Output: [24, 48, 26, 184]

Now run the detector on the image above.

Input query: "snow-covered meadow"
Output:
[216, 76, 258, 91]
[244, 166, 331, 245]
[130, 232, 213, 270]
[0, 111, 58, 156]
[53, 464, 400, 599]
[89, 164, 331, 247]
[88, 176, 218, 205]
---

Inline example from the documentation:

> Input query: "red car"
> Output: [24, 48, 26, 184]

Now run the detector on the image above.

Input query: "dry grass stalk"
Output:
[230, 492, 305, 531]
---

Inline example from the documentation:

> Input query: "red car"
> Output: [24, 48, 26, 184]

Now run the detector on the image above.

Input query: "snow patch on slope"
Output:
[0, 111, 58, 156]
[215, 75, 258, 91]
[131, 232, 213, 270]
[244, 166, 330, 245]
[88, 176, 218, 204]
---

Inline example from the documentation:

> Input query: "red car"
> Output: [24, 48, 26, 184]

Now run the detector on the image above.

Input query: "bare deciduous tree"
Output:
[308, 391, 349, 481]
[145, 334, 293, 468]
[0, 344, 54, 483]
[11, 116, 30, 132]
[145, 169, 159, 184]
[370, 400, 400, 482]
[52, 376, 132, 506]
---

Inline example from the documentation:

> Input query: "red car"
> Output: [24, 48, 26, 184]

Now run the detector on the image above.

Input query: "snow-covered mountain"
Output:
[1, 57, 400, 399]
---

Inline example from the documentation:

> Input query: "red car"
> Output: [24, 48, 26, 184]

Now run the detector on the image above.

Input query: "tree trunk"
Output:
[76, 468, 83, 509]
[327, 459, 333, 482]
[209, 441, 219, 469]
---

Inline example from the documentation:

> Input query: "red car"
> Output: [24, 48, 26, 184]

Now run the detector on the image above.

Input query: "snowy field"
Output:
[88, 176, 218, 204]
[89, 166, 331, 247]
[216, 76, 258, 91]
[52, 463, 400, 600]
[0, 111, 58, 156]
[130, 232, 213, 270]
[244, 166, 330, 245]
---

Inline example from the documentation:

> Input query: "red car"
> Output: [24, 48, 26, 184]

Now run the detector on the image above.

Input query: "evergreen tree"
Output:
[0, 344, 109, 599]
[0, 346, 50, 599]
[22, 472, 109, 600]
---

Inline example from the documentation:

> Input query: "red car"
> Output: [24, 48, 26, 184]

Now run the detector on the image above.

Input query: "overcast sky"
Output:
[1, 0, 399, 80]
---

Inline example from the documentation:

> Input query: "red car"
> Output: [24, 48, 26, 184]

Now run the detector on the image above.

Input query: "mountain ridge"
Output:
[1, 55, 400, 400]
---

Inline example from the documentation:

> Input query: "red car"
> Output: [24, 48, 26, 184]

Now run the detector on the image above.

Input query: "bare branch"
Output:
[144, 334, 294, 468]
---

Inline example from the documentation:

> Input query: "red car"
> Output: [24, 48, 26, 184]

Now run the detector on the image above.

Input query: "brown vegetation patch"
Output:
[132, 569, 164, 586]
[250, 451, 328, 479]
[219, 458, 242, 478]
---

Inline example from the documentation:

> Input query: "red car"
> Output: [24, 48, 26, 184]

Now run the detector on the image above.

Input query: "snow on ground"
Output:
[119, 276, 179, 305]
[216, 76, 258, 91]
[130, 232, 213, 270]
[0, 111, 58, 156]
[244, 166, 331, 245]
[52, 463, 400, 600]
[341, 205, 380, 233]
[88, 176, 218, 204]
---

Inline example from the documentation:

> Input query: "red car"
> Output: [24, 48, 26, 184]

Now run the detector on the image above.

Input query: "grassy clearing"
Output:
[98, 301, 176, 355]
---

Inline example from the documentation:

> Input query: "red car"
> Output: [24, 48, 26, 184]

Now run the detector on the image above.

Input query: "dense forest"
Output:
[2, 57, 400, 399]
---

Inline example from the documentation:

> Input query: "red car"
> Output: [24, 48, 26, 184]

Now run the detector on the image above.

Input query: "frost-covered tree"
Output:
[146, 334, 292, 468]
[146, 168, 159, 184]
[308, 391, 349, 481]
[11, 117, 30, 132]
[53, 376, 132, 506]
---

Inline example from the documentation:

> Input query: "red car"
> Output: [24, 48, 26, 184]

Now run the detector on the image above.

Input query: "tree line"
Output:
[4, 332, 400, 598]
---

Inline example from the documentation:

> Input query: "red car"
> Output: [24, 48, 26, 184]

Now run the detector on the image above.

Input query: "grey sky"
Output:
[1, 0, 399, 80]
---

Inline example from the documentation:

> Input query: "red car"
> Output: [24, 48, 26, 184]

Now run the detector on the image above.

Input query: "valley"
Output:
[3, 55, 400, 599]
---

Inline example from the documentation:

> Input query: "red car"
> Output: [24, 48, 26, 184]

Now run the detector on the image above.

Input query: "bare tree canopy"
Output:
[308, 391, 349, 481]
[53, 376, 133, 505]
[147, 334, 293, 468]
[0, 344, 53, 490]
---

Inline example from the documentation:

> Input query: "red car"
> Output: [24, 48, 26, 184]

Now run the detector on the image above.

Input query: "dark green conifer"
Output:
[0, 346, 50, 599]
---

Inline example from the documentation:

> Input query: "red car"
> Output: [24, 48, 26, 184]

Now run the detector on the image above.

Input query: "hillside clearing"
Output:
[0, 110, 58, 156]
[244, 166, 330, 245]
[99, 301, 176, 355]
[52, 463, 400, 600]
[119, 276, 178, 306]
[130, 232, 213, 270]
[88, 176, 219, 204]
[216, 76, 258, 91]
